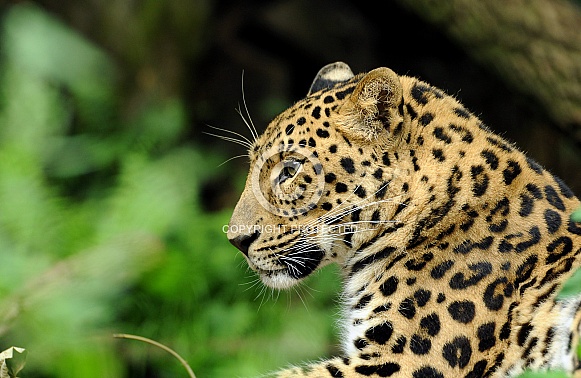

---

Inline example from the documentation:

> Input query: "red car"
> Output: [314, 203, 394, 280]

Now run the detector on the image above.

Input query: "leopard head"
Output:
[227, 63, 412, 289]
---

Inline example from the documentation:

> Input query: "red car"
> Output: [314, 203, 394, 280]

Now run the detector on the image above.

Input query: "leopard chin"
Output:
[258, 270, 300, 290]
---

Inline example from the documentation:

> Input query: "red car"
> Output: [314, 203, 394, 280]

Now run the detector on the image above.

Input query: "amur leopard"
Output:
[227, 62, 581, 377]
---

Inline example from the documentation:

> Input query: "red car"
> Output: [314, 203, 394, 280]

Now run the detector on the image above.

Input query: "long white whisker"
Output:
[334, 219, 397, 227]
[278, 257, 301, 277]
[308, 219, 398, 236]
[304, 181, 397, 229]
[319, 199, 404, 227]
[305, 163, 406, 232]
[218, 154, 249, 167]
[235, 107, 257, 142]
[206, 124, 253, 145]
[256, 284, 270, 312]
[280, 253, 319, 265]
[304, 229, 358, 240]
[293, 284, 310, 312]
[241, 70, 259, 141]
[203, 131, 253, 149]
[241, 276, 263, 293]
[283, 240, 324, 254]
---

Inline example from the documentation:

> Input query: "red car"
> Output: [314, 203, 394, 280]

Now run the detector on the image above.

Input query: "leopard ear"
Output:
[308, 62, 354, 95]
[336, 67, 404, 141]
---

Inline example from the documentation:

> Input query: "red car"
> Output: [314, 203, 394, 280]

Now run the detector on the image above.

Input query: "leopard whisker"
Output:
[284, 261, 303, 277]
[280, 248, 321, 263]
[308, 225, 383, 243]
[319, 199, 405, 227]
[218, 154, 249, 167]
[292, 283, 312, 311]
[311, 230, 358, 239]
[239, 70, 259, 142]
[241, 275, 264, 293]
[305, 182, 401, 229]
[281, 253, 320, 264]
[235, 106, 258, 144]
[203, 131, 253, 149]
[206, 123, 254, 145]
[310, 176, 404, 228]
[335, 219, 398, 227]
[254, 282, 268, 305]
[269, 285, 281, 304]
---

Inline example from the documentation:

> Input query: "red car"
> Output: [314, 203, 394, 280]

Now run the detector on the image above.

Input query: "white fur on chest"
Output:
[342, 305, 372, 356]
[340, 269, 384, 356]
[545, 297, 581, 372]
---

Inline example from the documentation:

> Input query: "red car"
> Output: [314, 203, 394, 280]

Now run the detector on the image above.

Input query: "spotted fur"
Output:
[227, 62, 581, 377]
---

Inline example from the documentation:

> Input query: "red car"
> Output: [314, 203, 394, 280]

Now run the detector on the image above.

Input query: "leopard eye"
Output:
[279, 160, 302, 183]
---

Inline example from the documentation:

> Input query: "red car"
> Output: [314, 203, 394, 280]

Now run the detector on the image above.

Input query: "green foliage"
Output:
[0, 3, 340, 377]
[559, 266, 581, 299]
[572, 206, 581, 223]
[518, 372, 570, 378]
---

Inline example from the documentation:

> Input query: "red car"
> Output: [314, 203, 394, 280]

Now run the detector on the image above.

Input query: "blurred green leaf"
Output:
[130, 99, 187, 151]
[2, 3, 115, 93]
[559, 267, 581, 298]
[45, 135, 123, 177]
[517, 371, 569, 378]
[572, 207, 581, 223]
[96, 148, 199, 240]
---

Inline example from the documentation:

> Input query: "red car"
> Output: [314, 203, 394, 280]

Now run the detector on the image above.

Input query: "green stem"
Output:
[114, 333, 196, 378]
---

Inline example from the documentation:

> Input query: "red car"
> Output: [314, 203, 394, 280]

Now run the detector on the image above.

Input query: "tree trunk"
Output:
[395, 0, 581, 145]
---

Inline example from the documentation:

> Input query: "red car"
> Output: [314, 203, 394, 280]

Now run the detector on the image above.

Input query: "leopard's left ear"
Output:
[336, 67, 403, 141]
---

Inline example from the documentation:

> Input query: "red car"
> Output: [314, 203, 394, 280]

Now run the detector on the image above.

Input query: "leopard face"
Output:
[228, 64, 408, 289]
[227, 62, 581, 377]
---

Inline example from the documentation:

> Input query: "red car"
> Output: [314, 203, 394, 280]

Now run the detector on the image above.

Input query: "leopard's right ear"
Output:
[308, 62, 354, 95]
[335, 67, 403, 142]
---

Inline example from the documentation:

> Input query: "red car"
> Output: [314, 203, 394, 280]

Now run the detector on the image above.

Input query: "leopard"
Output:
[226, 62, 581, 377]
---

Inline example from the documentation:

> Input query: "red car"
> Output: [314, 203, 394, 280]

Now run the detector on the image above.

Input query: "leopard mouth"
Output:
[250, 246, 326, 289]
[279, 247, 325, 279]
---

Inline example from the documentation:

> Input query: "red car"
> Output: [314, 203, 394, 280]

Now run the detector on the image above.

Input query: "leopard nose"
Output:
[229, 231, 260, 256]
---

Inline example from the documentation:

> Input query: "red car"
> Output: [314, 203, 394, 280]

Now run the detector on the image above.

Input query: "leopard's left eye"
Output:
[279, 160, 302, 183]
